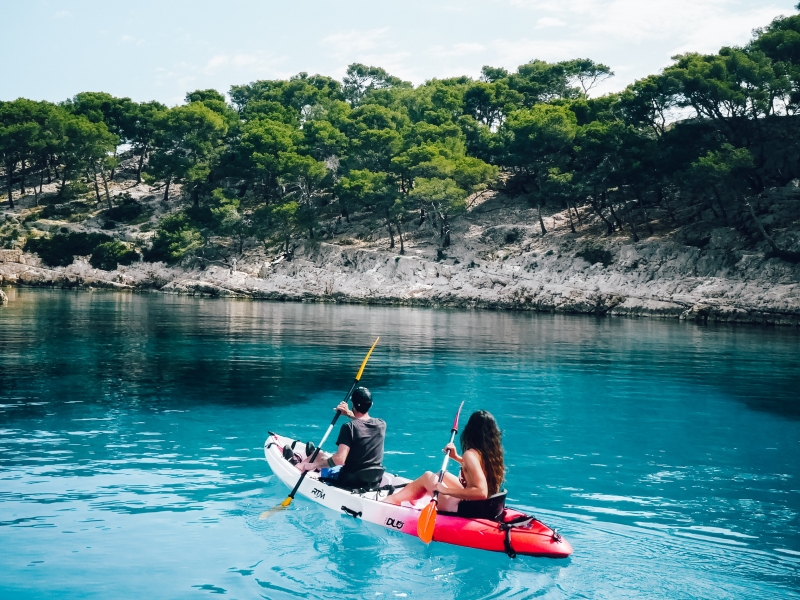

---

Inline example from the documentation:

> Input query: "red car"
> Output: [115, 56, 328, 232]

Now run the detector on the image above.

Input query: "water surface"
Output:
[1, 288, 798, 599]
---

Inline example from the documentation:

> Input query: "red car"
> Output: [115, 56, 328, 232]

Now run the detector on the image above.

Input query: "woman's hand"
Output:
[443, 442, 461, 463]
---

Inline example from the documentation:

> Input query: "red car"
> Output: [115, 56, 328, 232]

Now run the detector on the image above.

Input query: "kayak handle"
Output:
[341, 506, 362, 519]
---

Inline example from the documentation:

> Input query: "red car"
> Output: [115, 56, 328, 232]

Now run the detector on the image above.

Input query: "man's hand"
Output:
[335, 401, 354, 418]
[299, 459, 317, 472]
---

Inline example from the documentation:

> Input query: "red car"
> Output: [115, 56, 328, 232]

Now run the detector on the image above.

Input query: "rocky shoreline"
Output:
[3, 229, 799, 325]
[3, 177, 800, 325]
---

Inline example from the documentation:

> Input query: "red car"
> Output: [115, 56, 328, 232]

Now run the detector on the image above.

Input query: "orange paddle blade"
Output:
[417, 499, 438, 544]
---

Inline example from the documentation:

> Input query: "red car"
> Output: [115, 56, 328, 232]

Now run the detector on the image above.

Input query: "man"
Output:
[300, 386, 386, 488]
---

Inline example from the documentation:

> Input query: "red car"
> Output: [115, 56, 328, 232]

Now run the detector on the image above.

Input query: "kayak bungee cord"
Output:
[260, 337, 380, 519]
[417, 401, 465, 544]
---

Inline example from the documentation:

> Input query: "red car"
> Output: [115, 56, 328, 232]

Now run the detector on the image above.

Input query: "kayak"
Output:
[264, 432, 573, 558]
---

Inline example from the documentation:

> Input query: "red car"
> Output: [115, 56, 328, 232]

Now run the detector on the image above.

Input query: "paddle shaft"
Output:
[431, 427, 458, 505]
[286, 379, 360, 501]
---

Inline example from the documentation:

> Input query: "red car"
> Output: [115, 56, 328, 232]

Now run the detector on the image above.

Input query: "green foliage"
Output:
[143, 213, 203, 263]
[89, 241, 140, 270]
[7, 5, 800, 265]
[105, 195, 144, 222]
[147, 102, 228, 199]
[26, 232, 113, 267]
[40, 200, 92, 220]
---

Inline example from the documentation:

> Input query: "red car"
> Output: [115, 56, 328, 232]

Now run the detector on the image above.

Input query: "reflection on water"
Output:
[0, 289, 799, 599]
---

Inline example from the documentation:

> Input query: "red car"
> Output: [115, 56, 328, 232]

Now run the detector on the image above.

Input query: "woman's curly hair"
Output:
[460, 410, 505, 496]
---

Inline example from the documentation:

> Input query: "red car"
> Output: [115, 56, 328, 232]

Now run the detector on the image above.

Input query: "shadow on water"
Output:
[2, 288, 798, 420]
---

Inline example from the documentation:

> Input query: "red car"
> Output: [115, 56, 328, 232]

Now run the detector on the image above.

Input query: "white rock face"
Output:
[2, 180, 799, 325]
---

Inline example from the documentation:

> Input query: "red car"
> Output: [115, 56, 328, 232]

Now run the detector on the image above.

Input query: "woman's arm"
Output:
[435, 449, 488, 501]
[443, 442, 462, 464]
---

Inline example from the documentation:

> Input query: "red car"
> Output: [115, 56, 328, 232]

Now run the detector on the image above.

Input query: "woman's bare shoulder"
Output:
[462, 448, 482, 464]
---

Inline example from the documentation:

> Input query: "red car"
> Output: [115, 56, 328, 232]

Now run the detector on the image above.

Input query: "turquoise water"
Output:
[0, 289, 798, 599]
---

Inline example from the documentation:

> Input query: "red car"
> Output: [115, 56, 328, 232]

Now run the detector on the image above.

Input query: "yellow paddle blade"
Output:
[281, 496, 293, 507]
[258, 503, 289, 520]
[417, 500, 438, 544]
[356, 337, 380, 381]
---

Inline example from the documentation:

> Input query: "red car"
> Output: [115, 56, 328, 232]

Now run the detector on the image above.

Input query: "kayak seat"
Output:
[321, 465, 386, 492]
[441, 490, 507, 520]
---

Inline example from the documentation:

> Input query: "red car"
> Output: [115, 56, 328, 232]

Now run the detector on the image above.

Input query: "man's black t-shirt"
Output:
[335, 417, 386, 474]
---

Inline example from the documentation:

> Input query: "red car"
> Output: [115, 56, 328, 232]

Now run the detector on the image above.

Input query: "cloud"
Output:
[200, 53, 276, 75]
[204, 55, 230, 72]
[536, 17, 566, 27]
[321, 28, 391, 57]
[429, 42, 486, 58]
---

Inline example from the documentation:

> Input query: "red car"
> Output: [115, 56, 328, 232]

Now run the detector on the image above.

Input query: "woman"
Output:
[383, 410, 504, 512]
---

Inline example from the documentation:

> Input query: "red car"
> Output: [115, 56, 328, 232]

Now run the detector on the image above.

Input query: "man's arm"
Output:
[302, 443, 351, 471]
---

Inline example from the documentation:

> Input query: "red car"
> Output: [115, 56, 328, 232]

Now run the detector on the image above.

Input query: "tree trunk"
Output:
[110, 149, 117, 180]
[658, 188, 677, 225]
[589, 196, 613, 235]
[744, 198, 800, 262]
[90, 168, 102, 204]
[443, 214, 451, 247]
[136, 144, 148, 183]
[387, 220, 395, 249]
[566, 201, 576, 233]
[705, 194, 719, 218]
[59, 170, 68, 198]
[572, 200, 582, 226]
[20, 160, 26, 195]
[35, 171, 44, 206]
[537, 202, 547, 235]
[635, 195, 653, 235]
[607, 202, 624, 230]
[627, 213, 640, 242]
[6, 162, 14, 209]
[100, 167, 111, 208]
[418, 207, 425, 227]
[163, 177, 171, 202]
[712, 187, 729, 225]
[397, 221, 405, 254]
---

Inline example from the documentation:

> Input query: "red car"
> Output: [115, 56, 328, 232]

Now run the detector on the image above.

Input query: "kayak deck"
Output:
[264, 432, 572, 558]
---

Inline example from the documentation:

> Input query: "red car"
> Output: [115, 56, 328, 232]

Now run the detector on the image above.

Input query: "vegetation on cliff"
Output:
[2, 6, 800, 268]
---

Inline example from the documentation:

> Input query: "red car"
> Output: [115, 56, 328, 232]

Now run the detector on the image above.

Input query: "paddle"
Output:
[417, 400, 465, 544]
[260, 337, 380, 519]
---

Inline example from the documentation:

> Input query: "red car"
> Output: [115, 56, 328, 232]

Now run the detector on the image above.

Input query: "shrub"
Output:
[58, 182, 91, 201]
[576, 247, 613, 267]
[26, 232, 113, 267]
[90, 241, 140, 271]
[106, 195, 145, 222]
[143, 213, 203, 264]
[41, 203, 76, 219]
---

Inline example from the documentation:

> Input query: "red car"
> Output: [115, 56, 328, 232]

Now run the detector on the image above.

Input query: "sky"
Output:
[1, 0, 797, 106]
